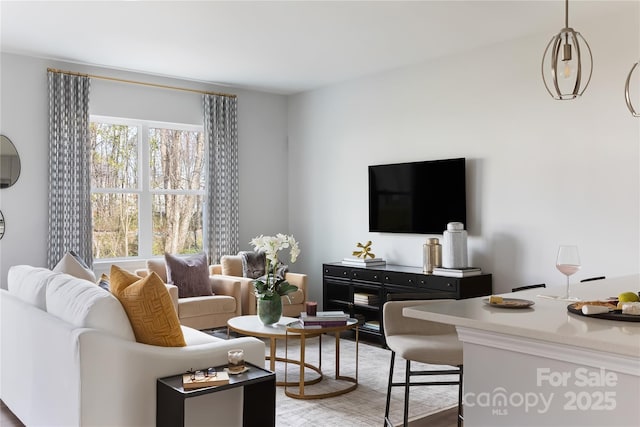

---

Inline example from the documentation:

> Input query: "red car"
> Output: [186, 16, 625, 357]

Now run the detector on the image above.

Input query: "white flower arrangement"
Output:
[249, 234, 300, 300]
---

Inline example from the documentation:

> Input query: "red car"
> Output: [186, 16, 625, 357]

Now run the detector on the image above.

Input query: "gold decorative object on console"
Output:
[352, 241, 375, 259]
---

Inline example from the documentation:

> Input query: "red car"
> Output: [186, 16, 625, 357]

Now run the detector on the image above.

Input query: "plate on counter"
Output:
[482, 298, 535, 309]
[567, 303, 640, 322]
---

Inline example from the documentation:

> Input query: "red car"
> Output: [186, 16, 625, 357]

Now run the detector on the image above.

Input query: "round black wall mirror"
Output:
[0, 210, 5, 240]
[1, 134, 21, 188]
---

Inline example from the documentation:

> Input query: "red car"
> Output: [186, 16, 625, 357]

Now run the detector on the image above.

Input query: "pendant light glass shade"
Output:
[624, 61, 639, 117]
[541, 0, 593, 100]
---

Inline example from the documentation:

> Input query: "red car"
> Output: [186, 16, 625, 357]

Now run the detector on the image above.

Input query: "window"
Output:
[90, 116, 206, 260]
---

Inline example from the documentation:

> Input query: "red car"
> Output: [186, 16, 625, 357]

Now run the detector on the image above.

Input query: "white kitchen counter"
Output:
[403, 275, 640, 427]
[404, 274, 640, 359]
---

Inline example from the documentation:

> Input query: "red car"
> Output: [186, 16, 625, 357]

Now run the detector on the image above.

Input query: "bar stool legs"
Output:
[383, 351, 463, 427]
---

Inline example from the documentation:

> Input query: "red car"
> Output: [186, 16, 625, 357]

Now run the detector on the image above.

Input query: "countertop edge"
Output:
[402, 305, 640, 359]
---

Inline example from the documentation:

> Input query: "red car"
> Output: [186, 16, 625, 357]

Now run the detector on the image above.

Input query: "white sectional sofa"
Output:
[0, 265, 266, 426]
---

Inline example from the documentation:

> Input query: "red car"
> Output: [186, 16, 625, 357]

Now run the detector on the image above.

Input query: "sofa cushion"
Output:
[52, 251, 96, 282]
[7, 265, 57, 310]
[164, 252, 213, 298]
[46, 273, 136, 341]
[180, 325, 223, 345]
[220, 255, 243, 277]
[110, 265, 186, 347]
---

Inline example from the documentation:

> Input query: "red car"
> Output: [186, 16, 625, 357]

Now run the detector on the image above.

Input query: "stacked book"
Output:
[299, 310, 349, 327]
[432, 267, 482, 278]
[363, 320, 380, 331]
[353, 292, 379, 306]
[341, 257, 386, 267]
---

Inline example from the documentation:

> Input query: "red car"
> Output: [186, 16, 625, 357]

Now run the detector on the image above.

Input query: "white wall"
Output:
[1, 2, 639, 301]
[288, 2, 640, 301]
[0, 53, 289, 286]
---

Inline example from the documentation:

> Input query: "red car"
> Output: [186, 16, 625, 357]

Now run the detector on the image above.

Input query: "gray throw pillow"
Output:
[164, 252, 213, 298]
[239, 251, 266, 279]
[240, 251, 289, 280]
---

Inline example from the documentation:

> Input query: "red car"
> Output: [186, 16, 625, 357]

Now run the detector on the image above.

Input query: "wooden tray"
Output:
[567, 303, 640, 322]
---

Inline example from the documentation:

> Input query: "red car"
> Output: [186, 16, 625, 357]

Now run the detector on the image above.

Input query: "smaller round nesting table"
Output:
[227, 315, 323, 387]
[227, 315, 359, 399]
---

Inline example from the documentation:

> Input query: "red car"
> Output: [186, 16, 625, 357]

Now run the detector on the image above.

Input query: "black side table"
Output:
[156, 362, 275, 427]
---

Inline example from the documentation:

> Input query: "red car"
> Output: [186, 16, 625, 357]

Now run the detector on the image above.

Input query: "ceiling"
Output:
[0, 1, 633, 95]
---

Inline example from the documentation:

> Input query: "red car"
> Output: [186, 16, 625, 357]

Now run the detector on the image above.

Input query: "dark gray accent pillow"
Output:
[240, 250, 289, 280]
[239, 251, 266, 279]
[164, 252, 213, 298]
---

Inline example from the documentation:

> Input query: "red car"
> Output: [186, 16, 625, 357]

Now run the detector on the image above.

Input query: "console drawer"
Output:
[351, 268, 383, 283]
[323, 265, 351, 280]
[381, 271, 421, 287]
[417, 275, 459, 293]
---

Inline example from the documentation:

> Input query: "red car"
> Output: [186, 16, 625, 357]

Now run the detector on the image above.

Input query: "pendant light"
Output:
[624, 61, 639, 117]
[541, 0, 593, 100]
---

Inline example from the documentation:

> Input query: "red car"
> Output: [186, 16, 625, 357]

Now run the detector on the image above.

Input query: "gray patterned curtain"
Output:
[47, 70, 92, 268]
[203, 94, 239, 263]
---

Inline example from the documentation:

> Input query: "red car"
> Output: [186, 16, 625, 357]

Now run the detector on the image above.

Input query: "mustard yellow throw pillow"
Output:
[110, 265, 186, 347]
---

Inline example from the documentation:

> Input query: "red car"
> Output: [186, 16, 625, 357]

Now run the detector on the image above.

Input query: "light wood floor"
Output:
[410, 407, 459, 427]
[1, 399, 459, 427]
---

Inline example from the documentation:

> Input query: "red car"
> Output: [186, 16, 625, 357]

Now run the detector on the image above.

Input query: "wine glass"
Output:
[556, 245, 581, 300]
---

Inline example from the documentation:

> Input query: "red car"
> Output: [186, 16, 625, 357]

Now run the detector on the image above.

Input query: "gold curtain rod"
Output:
[47, 67, 237, 99]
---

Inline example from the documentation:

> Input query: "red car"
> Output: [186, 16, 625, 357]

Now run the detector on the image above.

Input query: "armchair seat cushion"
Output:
[179, 295, 237, 319]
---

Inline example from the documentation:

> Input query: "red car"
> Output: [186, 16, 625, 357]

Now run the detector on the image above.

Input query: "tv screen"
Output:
[368, 158, 466, 234]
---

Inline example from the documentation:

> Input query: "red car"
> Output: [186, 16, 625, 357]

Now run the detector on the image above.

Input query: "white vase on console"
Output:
[442, 222, 468, 269]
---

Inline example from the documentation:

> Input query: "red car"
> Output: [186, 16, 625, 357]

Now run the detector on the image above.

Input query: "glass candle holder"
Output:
[228, 349, 245, 373]
[305, 301, 318, 316]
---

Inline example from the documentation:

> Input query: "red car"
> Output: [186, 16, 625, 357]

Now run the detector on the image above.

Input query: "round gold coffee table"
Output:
[284, 318, 359, 400]
[227, 315, 323, 387]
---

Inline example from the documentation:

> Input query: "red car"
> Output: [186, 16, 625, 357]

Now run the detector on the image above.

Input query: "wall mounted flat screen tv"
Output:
[369, 158, 466, 234]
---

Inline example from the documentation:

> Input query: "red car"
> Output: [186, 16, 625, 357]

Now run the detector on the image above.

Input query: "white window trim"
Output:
[90, 115, 205, 262]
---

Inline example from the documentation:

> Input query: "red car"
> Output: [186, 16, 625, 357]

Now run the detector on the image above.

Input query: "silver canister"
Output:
[423, 238, 442, 273]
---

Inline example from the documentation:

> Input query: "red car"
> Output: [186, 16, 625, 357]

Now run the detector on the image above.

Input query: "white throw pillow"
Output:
[53, 251, 96, 282]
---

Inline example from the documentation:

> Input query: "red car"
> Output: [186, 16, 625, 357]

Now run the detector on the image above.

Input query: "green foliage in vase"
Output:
[250, 234, 300, 301]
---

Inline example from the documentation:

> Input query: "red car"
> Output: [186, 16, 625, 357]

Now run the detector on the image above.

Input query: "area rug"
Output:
[211, 329, 458, 427]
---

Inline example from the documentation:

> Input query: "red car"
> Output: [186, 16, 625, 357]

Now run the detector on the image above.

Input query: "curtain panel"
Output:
[203, 95, 239, 263]
[47, 71, 92, 268]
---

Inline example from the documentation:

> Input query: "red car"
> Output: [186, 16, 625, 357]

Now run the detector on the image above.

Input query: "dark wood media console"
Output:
[322, 262, 492, 343]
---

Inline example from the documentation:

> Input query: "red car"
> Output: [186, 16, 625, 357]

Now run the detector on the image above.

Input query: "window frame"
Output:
[90, 115, 206, 261]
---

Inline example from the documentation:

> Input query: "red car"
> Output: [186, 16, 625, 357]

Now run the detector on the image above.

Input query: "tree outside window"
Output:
[90, 117, 205, 260]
